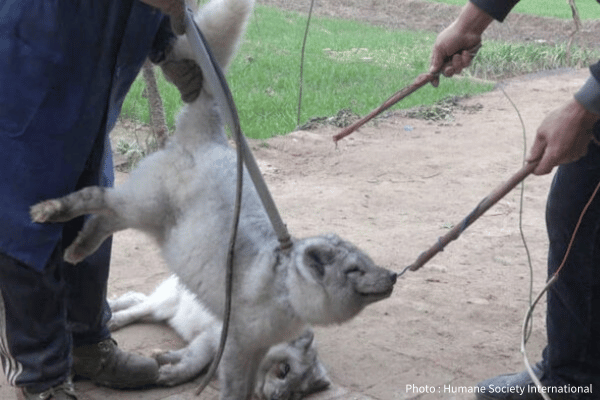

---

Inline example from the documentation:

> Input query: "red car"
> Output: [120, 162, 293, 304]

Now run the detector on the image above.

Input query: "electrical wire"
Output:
[519, 155, 600, 399]
[499, 87, 600, 399]
[499, 86, 547, 396]
[500, 86, 535, 338]
[183, 8, 295, 395]
[184, 15, 243, 395]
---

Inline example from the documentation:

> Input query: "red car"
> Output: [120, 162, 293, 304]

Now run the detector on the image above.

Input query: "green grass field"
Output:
[226, 7, 498, 138]
[120, 2, 599, 140]
[426, 0, 600, 19]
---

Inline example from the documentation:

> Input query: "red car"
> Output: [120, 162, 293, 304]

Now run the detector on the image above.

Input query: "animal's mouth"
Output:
[359, 287, 394, 302]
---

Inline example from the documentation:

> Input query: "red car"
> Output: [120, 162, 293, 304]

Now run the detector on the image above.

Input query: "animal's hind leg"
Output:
[156, 331, 218, 386]
[30, 186, 111, 223]
[108, 293, 155, 331]
[108, 292, 148, 313]
[64, 214, 125, 265]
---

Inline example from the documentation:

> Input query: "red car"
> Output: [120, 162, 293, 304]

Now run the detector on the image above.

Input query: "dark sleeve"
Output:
[592, 60, 600, 82]
[574, 60, 600, 115]
[470, 0, 520, 22]
[148, 15, 176, 64]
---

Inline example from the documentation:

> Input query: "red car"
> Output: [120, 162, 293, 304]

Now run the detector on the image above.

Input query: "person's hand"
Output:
[160, 56, 203, 103]
[429, 2, 493, 87]
[140, 0, 186, 35]
[527, 99, 599, 175]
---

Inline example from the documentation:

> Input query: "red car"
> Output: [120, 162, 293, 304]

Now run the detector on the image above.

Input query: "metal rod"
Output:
[333, 44, 482, 143]
[333, 73, 434, 143]
[407, 161, 537, 272]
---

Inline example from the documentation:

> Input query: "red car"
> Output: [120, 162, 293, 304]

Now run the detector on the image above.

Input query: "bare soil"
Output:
[100, 68, 591, 400]
[1, 2, 597, 399]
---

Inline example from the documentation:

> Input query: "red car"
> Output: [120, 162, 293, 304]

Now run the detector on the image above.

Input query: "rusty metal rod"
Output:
[407, 160, 538, 272]
[333, 73, 435, 143]
[333, 45, 482, 143]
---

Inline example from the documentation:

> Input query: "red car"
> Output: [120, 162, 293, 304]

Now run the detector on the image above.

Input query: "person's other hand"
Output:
[528, 99, 600, 175]
[160, 57, 203, 103]
[428, 2, 492, 87]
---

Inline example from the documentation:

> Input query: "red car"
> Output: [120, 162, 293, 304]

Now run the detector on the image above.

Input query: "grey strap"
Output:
[183, 9, 292, 249]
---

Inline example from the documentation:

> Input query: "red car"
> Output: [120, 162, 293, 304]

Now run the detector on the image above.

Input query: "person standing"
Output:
[0, 1, 202, 399]
[428, 1, 600, 399]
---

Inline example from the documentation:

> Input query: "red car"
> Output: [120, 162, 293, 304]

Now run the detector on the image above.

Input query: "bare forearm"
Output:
[454, 1, 494, 37]
[429, 2, 493, 77]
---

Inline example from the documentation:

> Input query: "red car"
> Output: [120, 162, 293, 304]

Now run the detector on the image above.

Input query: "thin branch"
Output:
[296, 0, 315, 127]
[142, 59, 169, 150]
[566, 0, 582, 65]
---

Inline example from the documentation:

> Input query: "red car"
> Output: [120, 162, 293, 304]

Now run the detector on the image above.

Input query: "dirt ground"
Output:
[104, 68, 589, 400]
[1, 2, 598, 400]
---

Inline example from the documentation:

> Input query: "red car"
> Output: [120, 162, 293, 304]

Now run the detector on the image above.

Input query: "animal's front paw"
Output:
[30, 199, 64, 223]
[108, 292, 148, 312]
[107, 314, 128, 332]
[108, 291, 148, 312]
[156, 364, 185, 387]
[154, 350, 181, 366]
[63, 240, 89, 265]
[150, 348, 167, 360]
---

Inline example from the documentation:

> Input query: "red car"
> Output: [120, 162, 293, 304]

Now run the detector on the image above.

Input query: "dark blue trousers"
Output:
[544, 130, 600, 396]
[0, 237, 112, 393]
[0, 0, 169, 394]
[0, 129, 114, 393]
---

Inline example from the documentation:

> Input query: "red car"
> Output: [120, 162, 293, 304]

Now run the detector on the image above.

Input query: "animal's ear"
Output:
[303, 362, 331, 395]
[303, 245, 336, 278]
[292, 329, 314, 350]
[308, 376, 331, 393]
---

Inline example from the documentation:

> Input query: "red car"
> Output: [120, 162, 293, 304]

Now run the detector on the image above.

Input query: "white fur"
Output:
[108, 275, 331, 399]
[30, 0, 396, 398]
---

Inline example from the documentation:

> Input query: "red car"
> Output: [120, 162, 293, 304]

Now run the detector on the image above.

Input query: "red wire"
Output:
[554, 179, 600, 277]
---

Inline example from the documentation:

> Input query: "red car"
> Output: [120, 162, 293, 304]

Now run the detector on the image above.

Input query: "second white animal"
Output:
[108, 275, 331, 399]
[30, 0, 397, 398]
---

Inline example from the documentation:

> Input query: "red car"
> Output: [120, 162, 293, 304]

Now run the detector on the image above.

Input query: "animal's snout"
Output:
[389, 272, 398, 284]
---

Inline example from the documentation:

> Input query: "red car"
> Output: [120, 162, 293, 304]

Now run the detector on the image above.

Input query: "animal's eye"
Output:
[346, 266, 365, 276]
[275, 363, 291, 379]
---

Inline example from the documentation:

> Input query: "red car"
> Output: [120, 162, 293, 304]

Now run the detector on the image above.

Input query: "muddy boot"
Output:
[72, 338, 158, 389]
[16, 378, 77, 400]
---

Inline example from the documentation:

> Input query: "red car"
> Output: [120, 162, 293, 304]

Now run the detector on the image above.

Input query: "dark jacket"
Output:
[0, 0, 173, 271]
[470, 0, 600, 110]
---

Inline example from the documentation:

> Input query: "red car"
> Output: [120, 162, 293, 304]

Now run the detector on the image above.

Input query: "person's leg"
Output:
[0, 247, 72, 394]
[544, 139, 600, 394]
[65, 236, 112, 348]
[64, 96, 114, 350]
[476, 130, 600, 399]
[64, 127, 159, 389]
[63, 133, 113, 346]
[65, 224, 159, 389]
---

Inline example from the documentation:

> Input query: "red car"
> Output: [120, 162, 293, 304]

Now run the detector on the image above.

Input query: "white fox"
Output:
[108, 275, 331, 399]
[30, 0, 397, 398]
